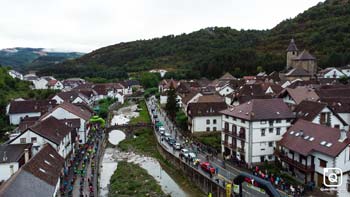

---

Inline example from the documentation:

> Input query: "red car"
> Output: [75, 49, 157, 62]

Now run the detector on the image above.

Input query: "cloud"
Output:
[0, 0, 323, 52]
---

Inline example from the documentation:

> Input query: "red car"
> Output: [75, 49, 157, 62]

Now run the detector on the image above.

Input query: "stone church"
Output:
[286, 39, 318, 76]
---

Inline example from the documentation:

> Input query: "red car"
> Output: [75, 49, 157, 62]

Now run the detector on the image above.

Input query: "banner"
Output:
[226, 183, 232, 197]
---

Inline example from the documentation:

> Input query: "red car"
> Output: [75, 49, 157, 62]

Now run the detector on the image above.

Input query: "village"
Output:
[0, 38, 350, 197]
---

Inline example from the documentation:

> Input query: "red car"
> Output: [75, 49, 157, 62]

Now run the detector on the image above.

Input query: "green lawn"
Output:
[109, 161, 166, 197]
[119, 128, 159, 159]
[130, 100, 151, 124]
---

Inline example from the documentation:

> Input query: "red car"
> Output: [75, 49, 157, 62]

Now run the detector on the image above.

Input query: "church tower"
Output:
[286, 38, 298, 70]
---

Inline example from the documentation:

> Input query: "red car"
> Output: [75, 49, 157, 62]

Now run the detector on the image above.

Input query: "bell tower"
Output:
[286, 38, 298, 70]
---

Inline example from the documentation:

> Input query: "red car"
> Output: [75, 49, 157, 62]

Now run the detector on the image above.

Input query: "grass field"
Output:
[130, 100, 151, 124]
[109, 161, 166, 197]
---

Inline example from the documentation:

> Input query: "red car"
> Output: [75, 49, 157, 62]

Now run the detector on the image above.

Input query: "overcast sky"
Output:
[0, 0, 323, 52]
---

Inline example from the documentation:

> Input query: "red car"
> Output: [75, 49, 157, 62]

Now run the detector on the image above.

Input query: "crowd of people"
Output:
[252, 166, 306, 197]
[59, 125, 103, 197]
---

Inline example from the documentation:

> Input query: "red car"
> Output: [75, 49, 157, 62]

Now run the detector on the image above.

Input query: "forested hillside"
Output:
[0, 66, 58, 142]
[0, 47, 83, 70]
[38, 0, 350, 79]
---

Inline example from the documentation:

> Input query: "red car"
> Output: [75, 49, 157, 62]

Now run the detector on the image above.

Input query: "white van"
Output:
[159, 127, 165, 135]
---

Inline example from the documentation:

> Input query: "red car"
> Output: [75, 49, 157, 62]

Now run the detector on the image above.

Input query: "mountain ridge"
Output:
[0, 47, 84, 70]
[38, 0, 350, 79]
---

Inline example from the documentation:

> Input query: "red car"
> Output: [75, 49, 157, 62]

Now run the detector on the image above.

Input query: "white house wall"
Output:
[0, 162, 19, 182]
[191, 116, 222, 133]
[312, 107, 347, 130]
[10, 130, 57, 155]
[42, 108, 88, 143]
[9, 112, 41, 125]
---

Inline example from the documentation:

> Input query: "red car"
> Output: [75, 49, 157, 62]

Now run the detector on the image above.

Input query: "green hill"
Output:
[0, 47, 83, 70]
[38, 0, 350, 79]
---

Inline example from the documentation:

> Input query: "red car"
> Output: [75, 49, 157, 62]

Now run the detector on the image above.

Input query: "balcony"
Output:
[223, 141, 237, 150]
[237, 147, 245, 154]
[223, 128, 230, 134]
[276, 152, 314, 173]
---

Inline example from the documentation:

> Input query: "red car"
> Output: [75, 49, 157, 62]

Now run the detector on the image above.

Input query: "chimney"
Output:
[24, 148, 29, 163]
[339, 129, 347, 142]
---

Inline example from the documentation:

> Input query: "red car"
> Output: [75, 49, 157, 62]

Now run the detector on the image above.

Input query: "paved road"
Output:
[146, 97, 269, 197]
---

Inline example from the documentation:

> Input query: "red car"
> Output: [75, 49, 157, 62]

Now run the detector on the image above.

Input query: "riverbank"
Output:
[104, 99, 203, 196]
[119, 127, 204, 196]
[109, 161, 167, 197]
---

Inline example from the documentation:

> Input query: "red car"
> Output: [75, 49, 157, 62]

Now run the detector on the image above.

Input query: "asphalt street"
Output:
[146, 97, 269, 197]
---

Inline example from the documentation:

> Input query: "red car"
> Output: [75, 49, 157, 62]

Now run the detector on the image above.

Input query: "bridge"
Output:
[106, 123, 153, 132]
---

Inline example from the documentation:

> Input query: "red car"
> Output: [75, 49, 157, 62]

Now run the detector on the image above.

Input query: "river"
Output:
[99, 104, 188, 197]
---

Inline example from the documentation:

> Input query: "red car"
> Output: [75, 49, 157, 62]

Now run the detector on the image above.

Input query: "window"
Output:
[276, 128, 281, 135]
[241, 119, 245, 123]
[31, 137, 37, 143]
[260, 156, 265, 162]
[269, 128, 273, 133]
[225, 115, 229, 119]
[233, 117, 237, 121]
[335, 125, 340, 129]
[20, 138, 26, 144]
[269, 121, 274, 126]
[276, 120, 281, 123]
[213, 119, 217, 124]
[232, 125, 237, 132]
[319, 159, 327, 168]
[206, 127, 210, 131]
[269, 142, 273, 147]
[206, 119, 210, 124]
[213, 127, 217, 131]
[268, 155, 273, 160]
[261, 129, 266, 136]
[261, 121, 266, 124]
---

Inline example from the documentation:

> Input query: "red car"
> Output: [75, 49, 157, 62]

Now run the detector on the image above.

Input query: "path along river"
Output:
[99, 104, 188, 197]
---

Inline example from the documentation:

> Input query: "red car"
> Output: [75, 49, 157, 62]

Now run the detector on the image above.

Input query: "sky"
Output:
[0, 0, 324, 53]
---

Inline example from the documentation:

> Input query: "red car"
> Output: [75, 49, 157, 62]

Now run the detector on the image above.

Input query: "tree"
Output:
[139, 72, 160, 89]
[339, 75, 349, 85]
[165, 84, 178, 121]
[256, 66, 264, 73]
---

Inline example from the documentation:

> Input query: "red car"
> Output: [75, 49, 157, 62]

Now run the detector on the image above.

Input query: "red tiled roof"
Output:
[9, 100, 57, 114]
[57, 102, 92, 120]
[188, 102, 227, 117]
[40, 102, 92, 121]
[27, 117, 72, 145]
[279, 87, 319, 104]
[279, 119, 349, 157]
[221, 99, 294, 121]
[22, 144, 64, 186]
[47, 80, 58, 86]
[54, 91, 88, 103]
[294, 100, 348, 125]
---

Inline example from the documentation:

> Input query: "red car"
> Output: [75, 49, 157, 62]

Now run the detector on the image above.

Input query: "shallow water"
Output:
[99, 130, 188, 197]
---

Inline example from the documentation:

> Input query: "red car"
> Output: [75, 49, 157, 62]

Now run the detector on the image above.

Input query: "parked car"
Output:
[180, 148, 189, 158]
[174, 143, 181, 150]
[168, 138, 176, 146]
[159, 127, 165, 135]
[200, 162, 215, 174]
[164, 133, 171, 141]
[187, 152, 197, 162]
